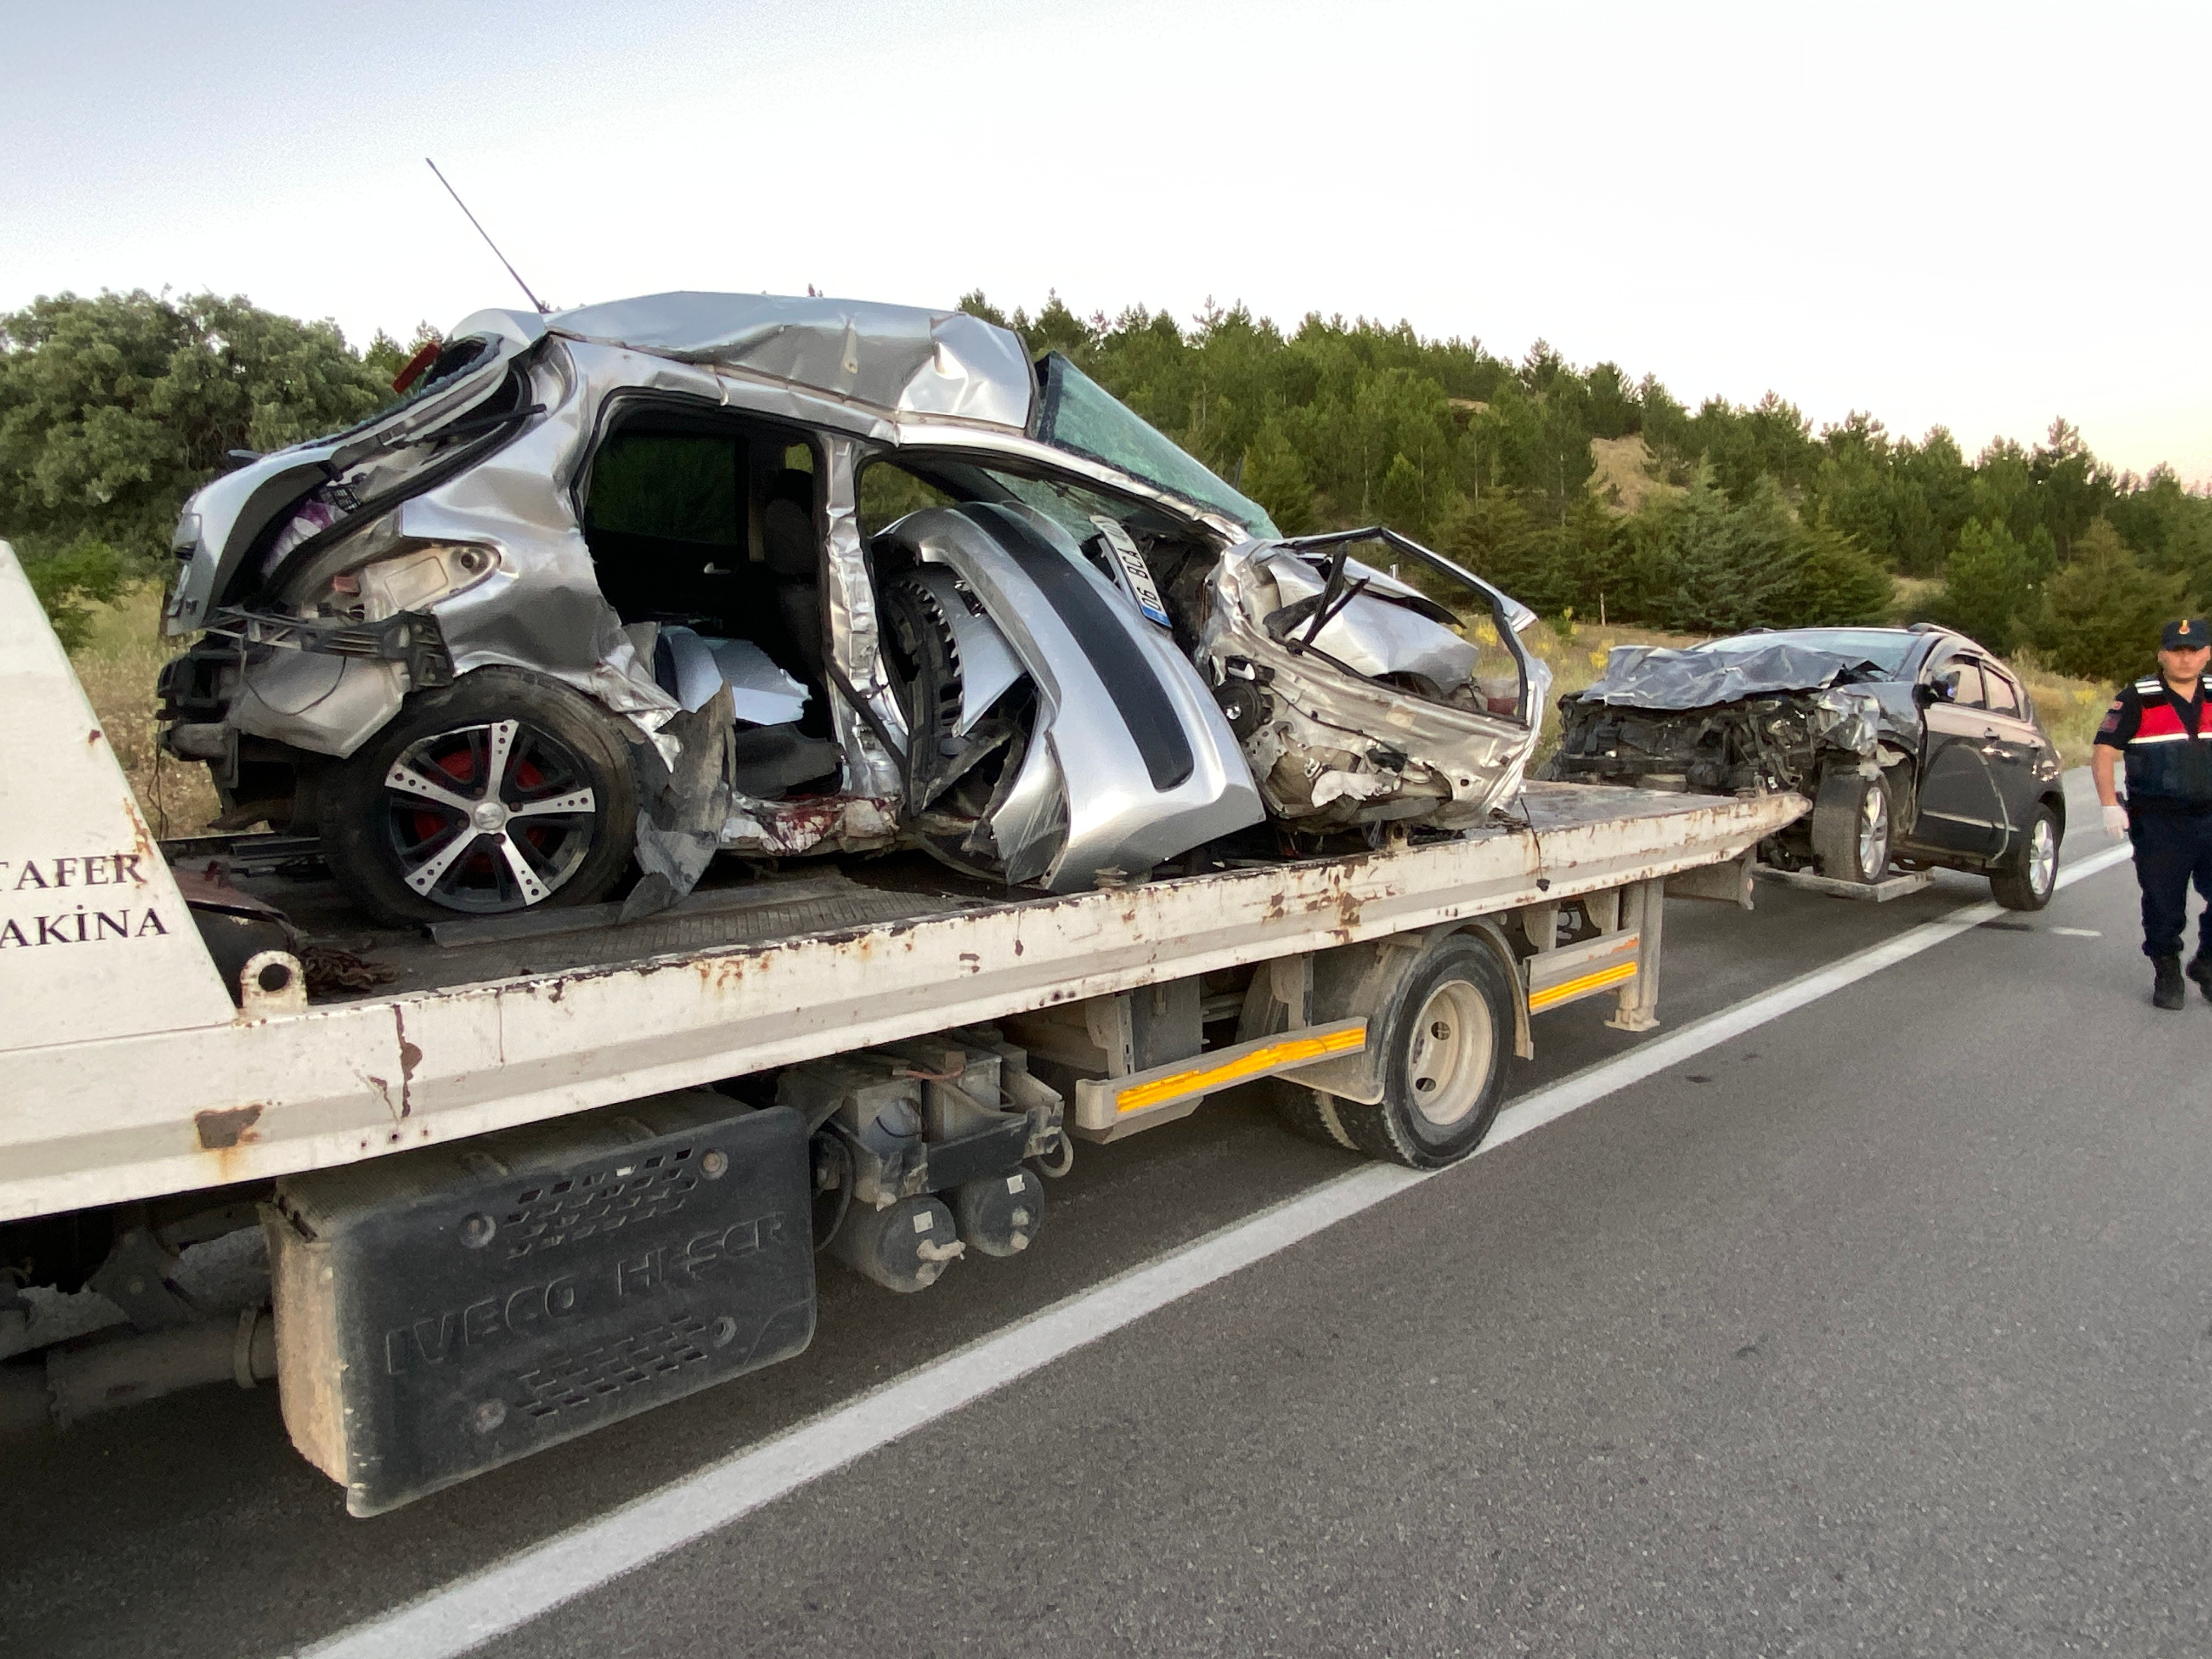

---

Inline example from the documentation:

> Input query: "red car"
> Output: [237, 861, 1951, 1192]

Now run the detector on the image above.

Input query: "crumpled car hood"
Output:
[1573, 642, 1882, 710]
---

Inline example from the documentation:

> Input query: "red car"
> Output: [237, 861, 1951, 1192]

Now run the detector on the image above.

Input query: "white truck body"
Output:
[0, 539, 1801, 1508]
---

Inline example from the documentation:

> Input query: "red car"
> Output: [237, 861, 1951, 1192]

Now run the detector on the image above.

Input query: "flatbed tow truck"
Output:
[0, 540, 1802, 1514]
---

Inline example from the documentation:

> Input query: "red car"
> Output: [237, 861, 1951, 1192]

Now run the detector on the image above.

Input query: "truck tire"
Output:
[1810, 769, 1891, 884]
[1274, 1085, 1359, 1152]
[1990, 802, 2061, 911]
[321, 668, 638, 925]
[1322, 936, 1515, 1170]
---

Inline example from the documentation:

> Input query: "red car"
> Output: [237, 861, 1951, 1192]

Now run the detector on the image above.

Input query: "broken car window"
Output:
[857, 461, 955, 541]
[587, 431, 741, 544]
[1267, 531, 1534, 722]
[1033, 353, 1280, 539]
[1929, 660, 1987, 708]
[313, 334, 501, 445]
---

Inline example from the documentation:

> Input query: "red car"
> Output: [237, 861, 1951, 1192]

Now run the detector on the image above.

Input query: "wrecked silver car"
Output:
[1541, 625, 2065, 908]
[159, 292, 1545, 922]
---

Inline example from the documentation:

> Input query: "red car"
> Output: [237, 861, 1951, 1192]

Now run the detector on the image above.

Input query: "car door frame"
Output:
[1973, 658, 2047, 859]
[1906, 649, 2008, 859]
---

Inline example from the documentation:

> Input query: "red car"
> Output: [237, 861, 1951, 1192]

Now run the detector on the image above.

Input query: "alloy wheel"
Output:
[2026, 815, 2058, 898]
[1858, 782, 1891, 877]
[381, 718, 599, 912]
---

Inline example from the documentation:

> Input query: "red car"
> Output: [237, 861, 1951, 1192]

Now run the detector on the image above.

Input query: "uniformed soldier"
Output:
[2092, 617, 2212, 1008]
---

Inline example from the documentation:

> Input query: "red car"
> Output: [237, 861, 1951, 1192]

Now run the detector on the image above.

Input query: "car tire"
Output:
[1312, 936, 1515, 1170]
[321, 668, 638, 926]
[1810, 769, 1892, 884]
[1990, 802, 2061, 911]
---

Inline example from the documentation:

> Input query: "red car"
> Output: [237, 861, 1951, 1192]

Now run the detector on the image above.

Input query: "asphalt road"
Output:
[7, 777, 2210, 1658]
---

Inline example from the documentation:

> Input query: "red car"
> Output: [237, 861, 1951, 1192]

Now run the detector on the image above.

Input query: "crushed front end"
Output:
[1541, 639, 1920, 877]
[1196, 528, 1550, 835]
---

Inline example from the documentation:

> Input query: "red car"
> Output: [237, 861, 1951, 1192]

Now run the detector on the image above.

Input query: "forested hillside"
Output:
[4, 286, 2206, 682]
[959, 290, 2211, 684]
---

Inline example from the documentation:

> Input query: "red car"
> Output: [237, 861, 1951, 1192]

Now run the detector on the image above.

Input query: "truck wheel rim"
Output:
[1859, 784, 1889, 875]
[2027, 816, 2057, 895]
[381, 718, 599, 912]
[1405, 979, 1493, 1127]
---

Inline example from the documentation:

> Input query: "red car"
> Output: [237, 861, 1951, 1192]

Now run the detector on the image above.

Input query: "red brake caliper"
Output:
[415, 743, 479, 846]
[514, 757, 546, 854]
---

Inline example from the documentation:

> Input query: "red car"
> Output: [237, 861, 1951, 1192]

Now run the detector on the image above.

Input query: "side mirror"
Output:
[1912, 682, 1940, 708]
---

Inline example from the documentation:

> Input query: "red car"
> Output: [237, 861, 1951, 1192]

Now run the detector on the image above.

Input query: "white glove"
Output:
[2103, 803, 2129, 836]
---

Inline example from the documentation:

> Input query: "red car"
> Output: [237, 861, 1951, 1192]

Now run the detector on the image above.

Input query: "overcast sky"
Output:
[7, 1, 2206, 479]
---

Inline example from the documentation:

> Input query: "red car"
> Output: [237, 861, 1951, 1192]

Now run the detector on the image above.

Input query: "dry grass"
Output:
[66, 583, 222, 837]
[1586, 435, 1673, 516]
[1889, 575, 1941, 618]
[2014, 662, 2110, 770]
[1517, 617, 1701, 764]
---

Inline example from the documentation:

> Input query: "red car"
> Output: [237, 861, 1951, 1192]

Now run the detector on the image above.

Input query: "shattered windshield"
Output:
[1034, 353, 1280, 538]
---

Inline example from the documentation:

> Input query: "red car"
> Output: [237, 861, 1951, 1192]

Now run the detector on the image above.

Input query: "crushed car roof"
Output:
[452, 291, 1036, 430]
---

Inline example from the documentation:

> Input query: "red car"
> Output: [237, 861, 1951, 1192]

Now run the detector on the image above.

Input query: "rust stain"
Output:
[394, 1006, 421, 1118]
[195, 1103, 264, 1150]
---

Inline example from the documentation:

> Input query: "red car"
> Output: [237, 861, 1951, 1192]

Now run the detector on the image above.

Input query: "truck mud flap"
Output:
[264, 1092, 814, 1516]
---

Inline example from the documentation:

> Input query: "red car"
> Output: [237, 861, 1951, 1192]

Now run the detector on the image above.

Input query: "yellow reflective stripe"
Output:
[1527, 958, 1639, 1012]
[1115, 1025, 1367, 1114]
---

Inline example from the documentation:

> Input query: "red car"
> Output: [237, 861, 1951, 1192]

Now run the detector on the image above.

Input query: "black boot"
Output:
[2189, 953, 2212, 1001]
[2154, 955, 2186, 1010]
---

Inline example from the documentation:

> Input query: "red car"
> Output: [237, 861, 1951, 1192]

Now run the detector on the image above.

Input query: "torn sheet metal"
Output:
[819, 433, 906, 800]
[624, 691, 735, 919]
[1256, 550, 1480, 692]
[882, 502, 1264, 888]
[1809, 687, 1883, 758]
[1547, 628, 1932, 800]
[1197, 532, 1548, 833]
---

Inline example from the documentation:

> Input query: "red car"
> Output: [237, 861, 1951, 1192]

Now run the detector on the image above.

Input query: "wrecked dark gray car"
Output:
[1541, 625, 2065, 909]
[159, 292, 1547, 922]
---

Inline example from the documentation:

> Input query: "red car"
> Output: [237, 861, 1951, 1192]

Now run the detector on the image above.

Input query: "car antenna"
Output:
[425, 157, 550, 314]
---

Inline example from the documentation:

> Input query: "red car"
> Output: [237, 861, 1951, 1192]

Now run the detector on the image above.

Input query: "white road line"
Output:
[299, 840, 2136, 1659]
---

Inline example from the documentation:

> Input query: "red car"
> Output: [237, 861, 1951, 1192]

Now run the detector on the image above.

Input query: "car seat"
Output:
[764, 471, 823, 683]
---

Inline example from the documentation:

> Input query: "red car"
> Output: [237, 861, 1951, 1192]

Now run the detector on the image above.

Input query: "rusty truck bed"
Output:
[0, 783, 1801, 1223]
